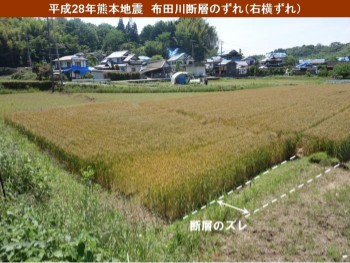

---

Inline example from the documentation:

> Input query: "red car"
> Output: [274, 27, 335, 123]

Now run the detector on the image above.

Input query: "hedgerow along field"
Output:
[7, 84, 350, 220]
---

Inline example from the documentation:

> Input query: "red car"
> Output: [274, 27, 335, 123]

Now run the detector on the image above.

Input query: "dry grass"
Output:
[7, 84, 350, 220]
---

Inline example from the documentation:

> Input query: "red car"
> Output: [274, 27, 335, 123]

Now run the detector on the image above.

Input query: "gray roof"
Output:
[106, 50, 129, 59]
[53, 54, 87, 62]
[140, 60, 169, 73]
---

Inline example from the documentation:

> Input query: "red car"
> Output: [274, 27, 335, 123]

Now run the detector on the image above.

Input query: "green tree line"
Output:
[0, 18, 219, 67]
[274, 42, 350, 61]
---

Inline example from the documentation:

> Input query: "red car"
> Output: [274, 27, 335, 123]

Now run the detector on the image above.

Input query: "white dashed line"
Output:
[315, 174, 322, 179]
[271, 198, 277, 203]
[272, 165, 278, 170]
[263, 171, 269, 175]
[289, 188, 296, 193]
[228, 190, 233, 195]
[281, 160, 287, 165]
[219, 195, 224, 200]
[201, 205, 206, 210]
[281, 194, 287, 199]
[325, 168, 331, 173]
[307, 178, 313, 184]
[209, 200, 215, 205]
[263, 203, 269, 208]
[290, 155, 296, 160]
[254, 175, 260, 180]
[236, 185, 242, 190]
[191, 210, 198, 215]
[245, 180, 251, 185]
[183, 215, 188, 220]
[245, 213, 251, 219]
[253, 208, 260, 214]
[334, 164, 340, 168]
[298, 183, 304, 189]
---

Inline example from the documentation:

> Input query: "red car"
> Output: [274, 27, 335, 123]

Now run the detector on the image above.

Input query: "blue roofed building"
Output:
[53, 53, 89, 80]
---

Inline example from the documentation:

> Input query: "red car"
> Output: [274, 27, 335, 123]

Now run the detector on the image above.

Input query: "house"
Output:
[216, 59, 237, 76]
[185, 62, 206, 77]
[293, 62, 317, 75]
[205, 56, 222, 75]
[140, 60, 171, 78]
[298, 59, 326, 66]
[243, 56, 257, 66]
[221, 50, 242, 61]
[53, 53, 89, 79]
[235, 61, 249, 76]
[261, 52, 286, 68]
[95, 50, 144, 72]
[336, 56, 350, 62]
[326, 61, 350, 71]
[167, 53, 191, 72]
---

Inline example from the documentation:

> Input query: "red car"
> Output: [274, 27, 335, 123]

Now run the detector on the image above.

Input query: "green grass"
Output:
[62, 76, 327, 94]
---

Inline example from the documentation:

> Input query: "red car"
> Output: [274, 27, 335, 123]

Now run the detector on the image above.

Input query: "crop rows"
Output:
[7, 84, 350, 220]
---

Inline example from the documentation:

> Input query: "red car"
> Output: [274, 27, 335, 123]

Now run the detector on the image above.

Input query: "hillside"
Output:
[274, 42, 350, 60]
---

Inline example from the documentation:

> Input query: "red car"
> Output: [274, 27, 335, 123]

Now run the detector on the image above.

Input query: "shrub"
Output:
[33, 63, 51, 81]
[333, 63, 350, 79]
[11, 70, 37, 80]
[0, 81, 52, 90]
[309, 152, 339, 166]
[104, 72, 140, 81]
[0, 136, 50, 201]
[0, 67, 17, 76]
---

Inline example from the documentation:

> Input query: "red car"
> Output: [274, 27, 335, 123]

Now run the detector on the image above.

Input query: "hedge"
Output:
[0, 81, 53, 90]
[104, 72, 141, 81]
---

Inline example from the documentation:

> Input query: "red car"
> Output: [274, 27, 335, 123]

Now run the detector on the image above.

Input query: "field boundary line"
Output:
[245, 163, 341, 219]
[182, 155, 297, 220]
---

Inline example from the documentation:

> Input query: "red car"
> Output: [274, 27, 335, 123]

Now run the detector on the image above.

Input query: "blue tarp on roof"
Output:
[61, 66, 90, 75]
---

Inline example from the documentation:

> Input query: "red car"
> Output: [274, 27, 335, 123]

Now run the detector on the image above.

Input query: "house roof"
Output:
[266, 52, 287, 59]
[236, 61, 249, 68]
[168, 53, 187, 62]
[299, 59, 326, 64]
[106, 50, 129, 59]
[140, 60, 169, 73]
[53, 54, 87, 62]
[124, 54, 138, 62]
[219, 59, 234, 66]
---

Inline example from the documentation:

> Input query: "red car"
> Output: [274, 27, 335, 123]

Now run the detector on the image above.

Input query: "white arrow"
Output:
[217, 200, 250, 215]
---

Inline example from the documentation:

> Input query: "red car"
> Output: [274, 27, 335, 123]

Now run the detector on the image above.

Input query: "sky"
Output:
[81, 18, 350, 56]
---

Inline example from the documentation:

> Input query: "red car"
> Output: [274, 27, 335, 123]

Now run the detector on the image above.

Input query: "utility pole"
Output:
[25, 33, 32, 69]
[47, 17, 55, 92]
[52, 18, 63, 89]
[220, 40, 224, 56]
[191, 40, 195, 62]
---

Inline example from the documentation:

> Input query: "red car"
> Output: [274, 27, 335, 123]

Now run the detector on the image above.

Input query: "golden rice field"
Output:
[7, 84, 350, 220]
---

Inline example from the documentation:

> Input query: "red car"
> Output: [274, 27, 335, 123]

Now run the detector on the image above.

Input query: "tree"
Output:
[144, 41, 163, 57]
[333, 63, 350, 79]
[117, 18, 125, 32]
[284, 55, 296, 67]
[125, 19, 138, 43]
[174, 18, 218, 61]
[86, 54, 98, 66]
[150, 54, 163, 61]
[96, 23, 114, 45]
[102, 30, 124, 53]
